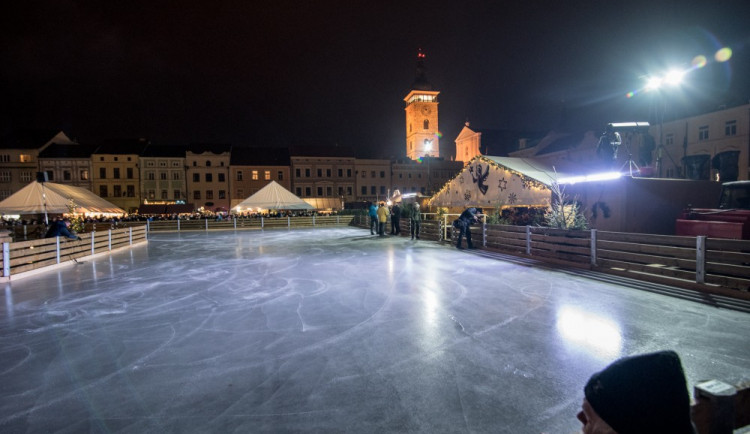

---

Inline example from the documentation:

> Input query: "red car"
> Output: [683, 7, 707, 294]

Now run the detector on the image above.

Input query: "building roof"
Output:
[141, 144, 188, 158]
[187, 143, 232, 154]
[230, 147, 290, 166]
[94, 138, 150, 155]
[38, 143, 100, 159]
[469, 126, 546, 157]
[0, 130, 74, 149]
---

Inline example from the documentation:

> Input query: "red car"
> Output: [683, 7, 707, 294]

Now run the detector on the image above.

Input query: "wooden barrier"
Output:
[146, 215, 355, 232]
[1, 226, 147, 280]
[692, 381, 750, 434]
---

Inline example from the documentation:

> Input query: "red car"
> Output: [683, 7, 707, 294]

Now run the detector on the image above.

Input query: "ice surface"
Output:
[1, 228, 749, 433]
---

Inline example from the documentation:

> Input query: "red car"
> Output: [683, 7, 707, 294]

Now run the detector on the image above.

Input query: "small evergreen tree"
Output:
[545, 181, 588, 230]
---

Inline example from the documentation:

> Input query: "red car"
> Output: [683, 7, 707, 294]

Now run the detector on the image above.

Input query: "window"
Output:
[338, 187, 343, 195]
[192, 161, 197, 166]
[278, 171, 283, 180]
[172, 172, 180, 180]
[174, 189, 181, 199]
[264, 171, 270, 180]
[193, 173, 200, 182]
[665, 134, 674, 146]
[147, 161, 155, 167]
[161, 190, 168, 200]
[347, 187, 352, 195]
[218, 190, 225, 199]
[295, 168, 301, 177]
[46, 171, 54, 181]
[380, 186, 386, 195]
[726, 120, 737, 136]
[19, 154, 31, 163]
[172, 161, 180, 167]
[424, 119, 429, 129]
[100, 157, 105, 161]
[370, 186, 376, 194]
[99, 185, 108, 197]
[113, 185, 122, 197]
[317, 187, 323, 196]
[160, 172, 167, 180]
[699, 125, 709, 141]
[147, 172, 155, 180]
[0, 171, 10, 182]
[194, 191, 201, 199]
[305, 168, 310, 177]
[347, 169, 352, 177]
[338, 169, 343, 177]
[80, 170, 89, 180]
[380, 171, 385, 178]
[218, 173, 225, 182]
[326, 186, 332, 196]
[237, 171, 243, 181]
[326, 169, 331, 177]
[206, 190, 213, 199]
[305, 187, 311, 196]
[20, 171, 31, 182]
[362, 171, 366, 178]
[205, 173, 212, 182]
[206, 160, 211, 167]
[0, 190, 11, 199]
[159, 161, 167, 167]
[296, 187, 302, 196]
[127, 168, 134, 179]
[148, 190, 155, 199]
[100, 168, 106, 179]
[114, 157, 118, 162]
[0, 155, 9, 162]
[252, 170, 258, 180]
[361, 186, 367, 195]
[127, 185, 135, 197]
[63, 170, 71, 181]
[371, 171, 376, 178]
[317, 169, 322, 177]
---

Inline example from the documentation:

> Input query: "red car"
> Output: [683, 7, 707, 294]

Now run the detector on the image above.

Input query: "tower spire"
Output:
[412, 49, 433, 91]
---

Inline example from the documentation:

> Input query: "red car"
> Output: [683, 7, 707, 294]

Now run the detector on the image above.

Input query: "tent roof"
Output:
[481, 156, 574, 185]
[0, 181, 125, 215]
[234, 181, 313, 211]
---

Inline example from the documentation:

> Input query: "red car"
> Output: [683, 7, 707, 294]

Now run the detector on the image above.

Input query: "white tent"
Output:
[0, 181, 125, 215]
[429, 156, 574, 209]
[234, 181, 314, 211]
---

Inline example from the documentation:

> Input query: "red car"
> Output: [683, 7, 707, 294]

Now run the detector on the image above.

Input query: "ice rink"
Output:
[2, 227, 749, 433]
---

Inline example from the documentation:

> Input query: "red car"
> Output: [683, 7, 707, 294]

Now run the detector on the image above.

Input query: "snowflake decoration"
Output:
[498, 177, 508, 191]
[508, 193, 517, 204]
[464, 191, 472, 201]
[459, 176, 465, 184]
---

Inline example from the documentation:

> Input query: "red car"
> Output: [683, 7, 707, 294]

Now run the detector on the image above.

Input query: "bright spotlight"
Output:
[646, 76, 662, 90]
[664, 69, 685, 86]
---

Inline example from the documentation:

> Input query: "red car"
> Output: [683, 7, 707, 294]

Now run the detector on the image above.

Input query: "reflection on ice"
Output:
[556, 305, 622, 358]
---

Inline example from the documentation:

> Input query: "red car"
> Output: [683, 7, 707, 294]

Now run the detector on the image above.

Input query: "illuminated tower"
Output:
[404, 50, 440, 160]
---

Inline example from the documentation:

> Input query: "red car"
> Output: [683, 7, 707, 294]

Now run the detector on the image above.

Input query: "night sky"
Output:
[2, 1, 749, 158]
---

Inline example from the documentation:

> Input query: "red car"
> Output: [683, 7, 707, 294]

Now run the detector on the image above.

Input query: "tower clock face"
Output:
[420, 105, 431, 115]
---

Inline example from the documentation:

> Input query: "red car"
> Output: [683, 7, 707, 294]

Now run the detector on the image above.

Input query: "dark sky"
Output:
[2, 1, 749, 158]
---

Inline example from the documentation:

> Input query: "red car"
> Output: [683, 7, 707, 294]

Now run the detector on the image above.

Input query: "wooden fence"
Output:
[1, 226, 148, 280]
[352, 214, 750, 297]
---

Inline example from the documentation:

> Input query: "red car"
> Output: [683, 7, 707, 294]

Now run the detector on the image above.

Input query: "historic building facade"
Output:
[186, 145, 231, 212]
[229, 147, 291, 209]
[404, 50, 440, 160]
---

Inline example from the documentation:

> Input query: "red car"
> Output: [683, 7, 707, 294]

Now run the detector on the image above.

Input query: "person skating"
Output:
[45, 218, 82, 241]
[455, 207, 481, 249]
[368, 201, 378, 235]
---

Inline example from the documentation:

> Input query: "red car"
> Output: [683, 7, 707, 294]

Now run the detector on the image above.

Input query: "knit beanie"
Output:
[584, 350, 695, 434]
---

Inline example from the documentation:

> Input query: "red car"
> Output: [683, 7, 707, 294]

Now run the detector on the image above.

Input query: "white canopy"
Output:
[0, 181, 125, 215]
[234, 181, 314, 211]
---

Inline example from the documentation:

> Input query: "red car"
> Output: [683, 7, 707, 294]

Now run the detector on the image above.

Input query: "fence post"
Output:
[482, 222, 487, 247]
[287, 216, 290, 228]
[234, 218, 237, 230]
[23, 225, 27, 240]
[91, 231, 95, 255]
[337, 215, 340, 224]
[205, 218, 208, 231]
[56, 237, 61, 264]
[694, 380, 736, 434]
[590, 229, 597, 266]
[261, 217, 264, 229]
[3, 242, 10, 277]
[108, 229, 112, 251]
[177, 219, 181, 231]
[696, 235, 706, 284]
[146, 220, 150, 232]
[129, 227, 132, 245]
[526, 226, 532, 255]
[313, 215, 316, 226]
[443, 215, 448, 241]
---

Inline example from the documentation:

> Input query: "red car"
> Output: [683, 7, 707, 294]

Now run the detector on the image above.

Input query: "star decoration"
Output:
[498, 177, 508, 191]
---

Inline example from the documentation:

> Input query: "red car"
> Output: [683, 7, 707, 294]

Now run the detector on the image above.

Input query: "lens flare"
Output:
[433, 131, 443, 139]
[715, 47, 732, 62]
[692, 55, 707, 69]
[626, 91, 635, 98]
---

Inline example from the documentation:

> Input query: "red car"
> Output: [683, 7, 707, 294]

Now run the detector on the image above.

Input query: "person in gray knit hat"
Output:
[577, 350, 696, 434]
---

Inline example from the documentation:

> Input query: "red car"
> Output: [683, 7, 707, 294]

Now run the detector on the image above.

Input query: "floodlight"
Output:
[664, 69, 685, 86]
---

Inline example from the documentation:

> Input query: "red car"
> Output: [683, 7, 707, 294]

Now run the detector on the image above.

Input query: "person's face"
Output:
[577, 399, 617, 434]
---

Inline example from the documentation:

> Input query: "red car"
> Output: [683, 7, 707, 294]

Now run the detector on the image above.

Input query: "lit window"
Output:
[19, 154, 32, 163]
[252, 170, 258, 180]
[264, 170, 270, 180]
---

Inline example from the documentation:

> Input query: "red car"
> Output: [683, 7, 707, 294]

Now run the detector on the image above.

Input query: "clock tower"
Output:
[404, 50, 440, 160]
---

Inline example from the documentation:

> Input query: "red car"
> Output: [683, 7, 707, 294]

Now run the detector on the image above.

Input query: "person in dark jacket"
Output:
[578, 350, 696, 434]
[455, 207, 481, 249]
[45, 218, 82, 241]
[410, 203, 421, 240]
[390, 203, 401, 235]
